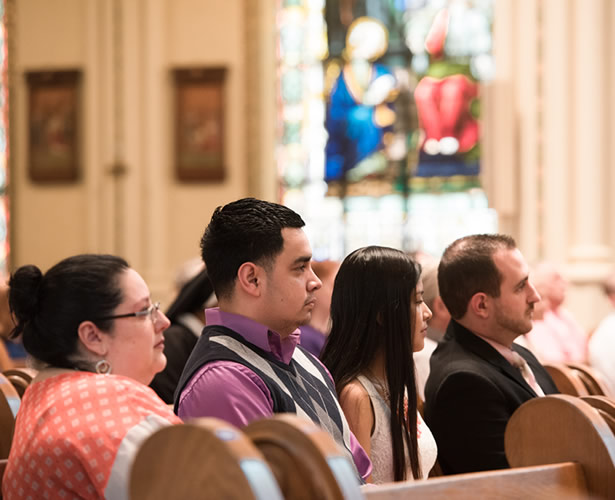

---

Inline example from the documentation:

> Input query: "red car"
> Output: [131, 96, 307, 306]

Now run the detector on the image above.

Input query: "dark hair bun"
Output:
[9, 265, 43, 330]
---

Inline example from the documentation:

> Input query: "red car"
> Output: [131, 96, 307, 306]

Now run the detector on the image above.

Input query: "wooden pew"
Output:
[362, 463, 585, 499]
[130, 395, 615, 499]
[544, 363, 589, 396]
[130, 417, 284, 500]
[582, 395, 615, 419]
[0, 457, 7, 499]
[362, 395, 615, 499]
[505, 394, 615, 498]
[2, 368, 37, 398]
[243, 414, 363, 500]
[567, 363, 613, 397]
[582, 395, 615, 435]
[0, 373, 20, 459]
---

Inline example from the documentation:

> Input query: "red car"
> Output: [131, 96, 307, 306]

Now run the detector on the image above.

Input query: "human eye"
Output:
[135, 302, 154, 318]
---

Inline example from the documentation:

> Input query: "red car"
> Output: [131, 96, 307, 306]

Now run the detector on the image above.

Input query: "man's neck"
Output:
[455, 318, 516, 349]
[215, 302, 295, 339]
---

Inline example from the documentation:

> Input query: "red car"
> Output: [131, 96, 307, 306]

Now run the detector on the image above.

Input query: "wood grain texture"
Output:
[130, 417, 279, 500]
[363, 463, 586, 500]
[3, 368, 38, 398]
[544, 364, 589, 396]
[244, 414, 363, 500]
[570, 364, 613, 397]
[505, 394, 615, 498]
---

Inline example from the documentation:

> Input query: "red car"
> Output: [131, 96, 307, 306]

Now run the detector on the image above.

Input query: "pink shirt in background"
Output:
[525, 308, 587, 363]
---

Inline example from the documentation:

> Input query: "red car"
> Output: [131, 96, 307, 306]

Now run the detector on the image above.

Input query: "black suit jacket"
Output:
[424, 319, 559, 474]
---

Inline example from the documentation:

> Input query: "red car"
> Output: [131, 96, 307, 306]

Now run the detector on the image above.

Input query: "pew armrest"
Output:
[363, 462, 586, 500]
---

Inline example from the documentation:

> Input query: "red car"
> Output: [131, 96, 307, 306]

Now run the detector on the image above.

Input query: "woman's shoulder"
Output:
[31, 371, 178, 421]
[104, 375, 180, 417]
[339, 377, 373, 413]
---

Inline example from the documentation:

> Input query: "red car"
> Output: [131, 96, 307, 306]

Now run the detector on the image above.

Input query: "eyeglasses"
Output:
[95, 302, 162, 324]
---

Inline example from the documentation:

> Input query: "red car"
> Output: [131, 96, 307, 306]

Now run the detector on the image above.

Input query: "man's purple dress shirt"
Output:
[177, 308, 371, 480]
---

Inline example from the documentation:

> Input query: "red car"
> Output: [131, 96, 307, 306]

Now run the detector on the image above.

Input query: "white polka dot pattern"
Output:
[2, 372, 181, 500]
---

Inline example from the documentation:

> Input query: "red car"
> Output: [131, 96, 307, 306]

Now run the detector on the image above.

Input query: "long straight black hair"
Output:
[321, 246, 422, 481]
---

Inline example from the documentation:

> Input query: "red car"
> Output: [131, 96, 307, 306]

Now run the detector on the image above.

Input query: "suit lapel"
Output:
[450, 321, 538, 397]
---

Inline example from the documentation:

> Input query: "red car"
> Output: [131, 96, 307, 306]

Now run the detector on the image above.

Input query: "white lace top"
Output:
[356, 375, 438, 484]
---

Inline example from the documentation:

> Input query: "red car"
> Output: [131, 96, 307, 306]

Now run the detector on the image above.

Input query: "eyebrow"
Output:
[292, 256, 312, 266]
[134, 297, 152, 310]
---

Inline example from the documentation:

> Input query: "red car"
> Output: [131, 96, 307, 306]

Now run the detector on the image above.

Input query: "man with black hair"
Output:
[424, 234, 558, 475]
[175, 198, 371, 481]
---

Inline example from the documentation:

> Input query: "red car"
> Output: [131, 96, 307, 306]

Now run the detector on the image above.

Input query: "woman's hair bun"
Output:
[9, 265, 44, 330]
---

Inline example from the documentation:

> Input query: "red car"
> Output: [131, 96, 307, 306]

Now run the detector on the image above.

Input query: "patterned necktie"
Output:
[510, 351, 545, 396]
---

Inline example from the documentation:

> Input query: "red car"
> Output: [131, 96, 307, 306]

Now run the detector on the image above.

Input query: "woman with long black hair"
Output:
[321, 246, 437, 483]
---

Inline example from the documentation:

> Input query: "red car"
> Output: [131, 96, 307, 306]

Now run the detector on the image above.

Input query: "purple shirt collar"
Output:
[205, 307, 300, 364]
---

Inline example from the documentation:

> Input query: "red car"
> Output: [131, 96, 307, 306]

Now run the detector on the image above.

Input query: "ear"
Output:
[77, 321, 109, 358]
[468, 292, 490, 319]
[236, 262, 264, 298]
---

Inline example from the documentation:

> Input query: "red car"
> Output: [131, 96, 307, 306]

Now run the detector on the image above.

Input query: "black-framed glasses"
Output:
[95, 302, 162, 323]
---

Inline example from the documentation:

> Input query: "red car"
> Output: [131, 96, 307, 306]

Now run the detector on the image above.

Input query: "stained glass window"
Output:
[276, 0, 497, 259]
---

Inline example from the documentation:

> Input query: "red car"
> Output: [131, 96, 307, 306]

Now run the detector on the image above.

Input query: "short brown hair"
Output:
[438, 234, 516, 319]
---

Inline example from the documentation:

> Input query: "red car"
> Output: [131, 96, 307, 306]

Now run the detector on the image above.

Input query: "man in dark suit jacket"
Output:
[424, 234, 559, 474]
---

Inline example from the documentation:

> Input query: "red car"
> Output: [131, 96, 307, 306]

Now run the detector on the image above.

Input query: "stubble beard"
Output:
[494, 306, 533, 338]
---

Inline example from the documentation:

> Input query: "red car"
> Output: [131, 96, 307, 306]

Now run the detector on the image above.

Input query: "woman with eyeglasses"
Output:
[3, 254, 181, 500]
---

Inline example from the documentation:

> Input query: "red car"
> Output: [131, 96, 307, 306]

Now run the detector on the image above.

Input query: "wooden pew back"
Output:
[3, 368, 38, 398]
[364, 395, 615, 499]
[130, 418, 283, 500]
[362, 462, 585, 499]
[0, 373, 20, 459]
[130, 395, 615, 499]
[505, 394, 615, 498]
[544, 363, 589, 396]
[582, 395, 615, 435]
[568, 363, 613, 398]
[243, 414, 363, 500]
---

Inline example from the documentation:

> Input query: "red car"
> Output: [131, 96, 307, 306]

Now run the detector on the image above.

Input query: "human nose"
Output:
[308, 268, 322, 291]
[154, 310, 171, 330]
[527, 281, 541, 303]
[423, 303, 433, 321]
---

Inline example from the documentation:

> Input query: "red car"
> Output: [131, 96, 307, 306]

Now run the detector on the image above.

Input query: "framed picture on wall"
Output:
[173, 67, 226, 182]
[26, 70, 81, 182]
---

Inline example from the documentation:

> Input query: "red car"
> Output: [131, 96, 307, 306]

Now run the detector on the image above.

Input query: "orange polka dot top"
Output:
[3, 371, 182, 500]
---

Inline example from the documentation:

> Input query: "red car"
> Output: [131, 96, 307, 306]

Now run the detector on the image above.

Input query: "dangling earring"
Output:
[95, 359, 112, 375]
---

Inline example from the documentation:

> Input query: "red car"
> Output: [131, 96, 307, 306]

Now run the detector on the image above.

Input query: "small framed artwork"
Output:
[173, 67, 227, 182]
[26, 70, 81, 182]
